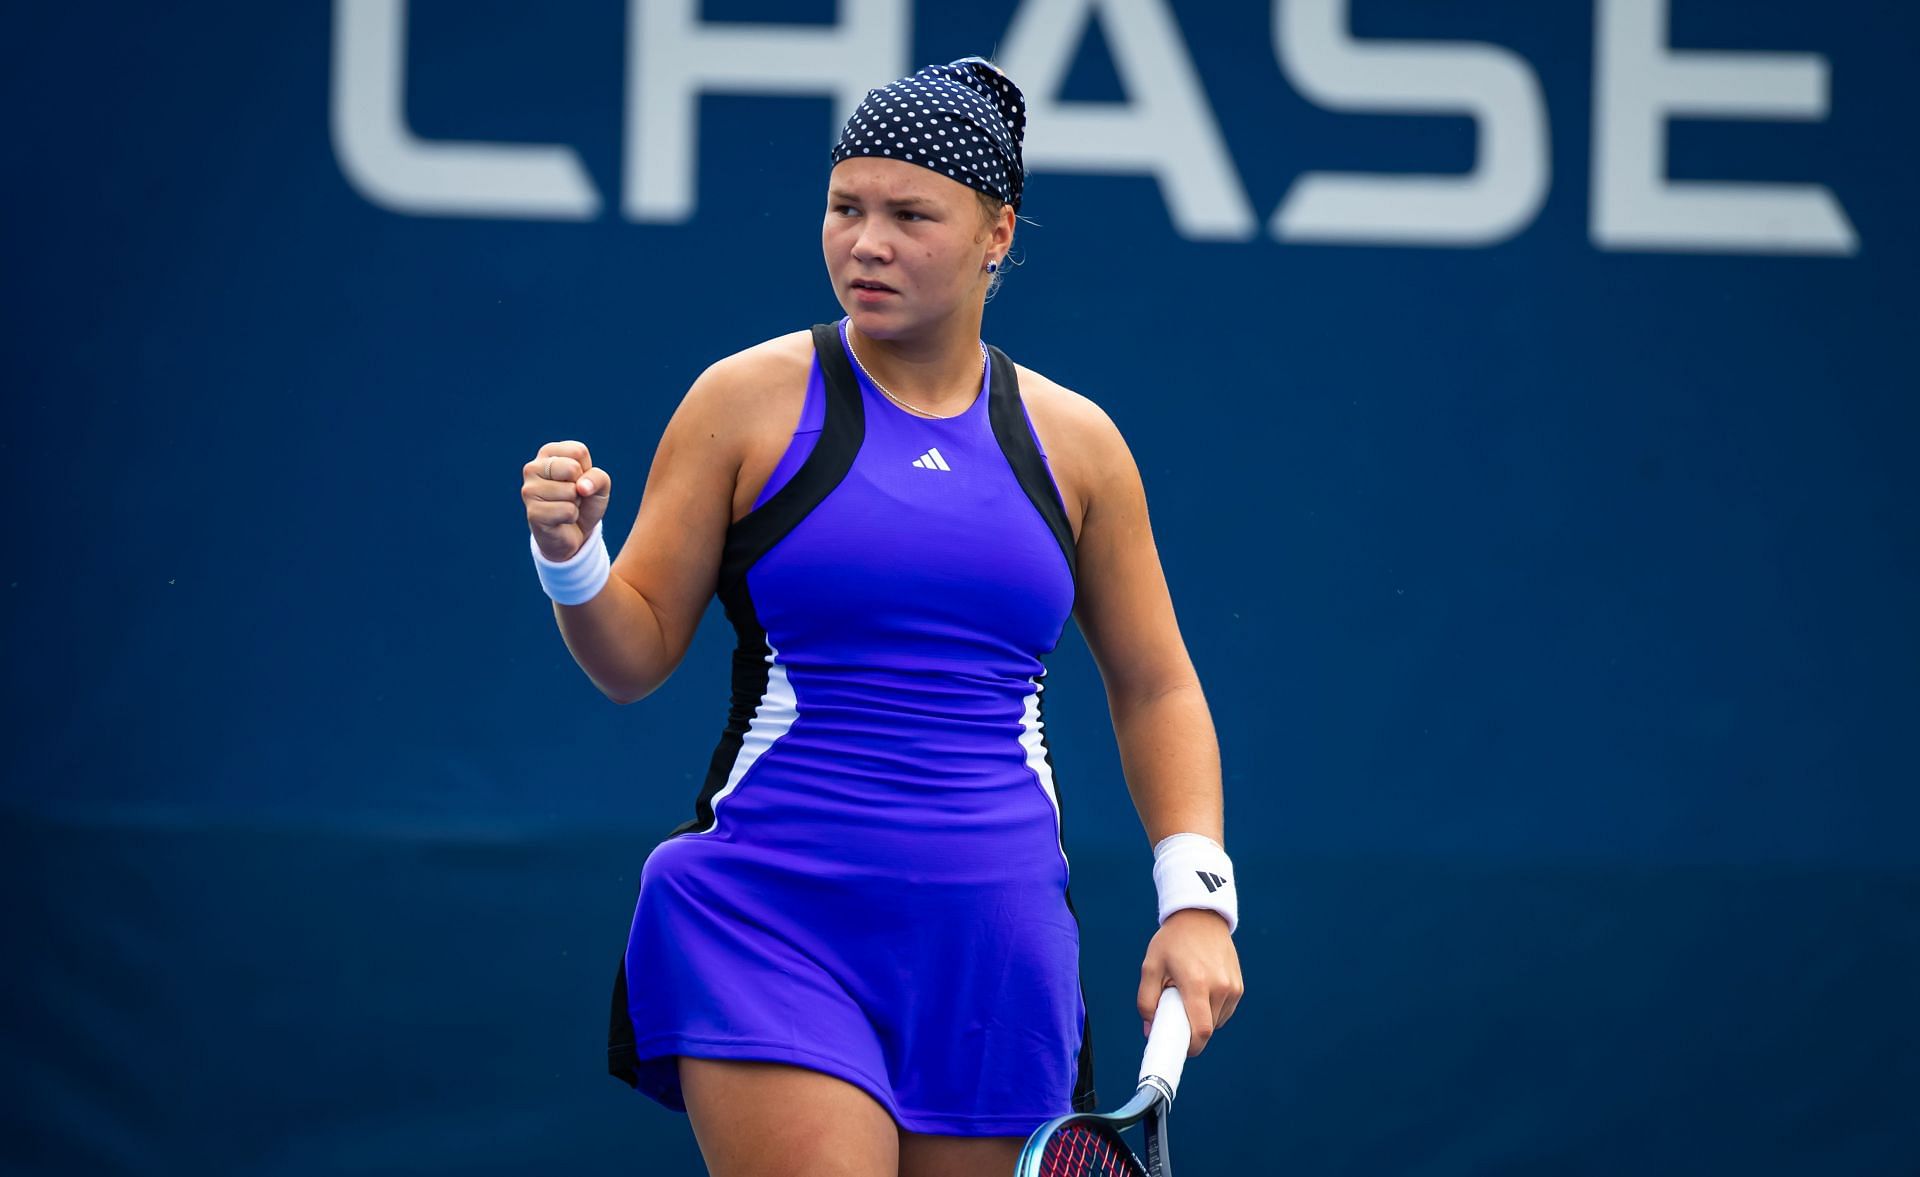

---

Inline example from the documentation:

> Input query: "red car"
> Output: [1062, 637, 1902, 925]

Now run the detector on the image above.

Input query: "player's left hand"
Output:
[1138, 909, 1243, 1057]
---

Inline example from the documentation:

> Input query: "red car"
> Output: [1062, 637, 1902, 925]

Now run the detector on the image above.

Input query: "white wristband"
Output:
[530, 518, 611, 605]
[1152, 832, 1238, 934]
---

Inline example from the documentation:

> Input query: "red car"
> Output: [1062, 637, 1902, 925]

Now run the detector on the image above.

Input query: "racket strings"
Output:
[1039, 1123, 1143, 1177]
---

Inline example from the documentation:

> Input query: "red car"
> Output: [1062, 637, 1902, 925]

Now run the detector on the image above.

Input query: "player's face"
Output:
[824, 158, 997, 337]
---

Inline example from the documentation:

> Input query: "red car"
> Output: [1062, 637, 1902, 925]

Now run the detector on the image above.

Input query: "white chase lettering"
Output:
[1271, 0, 1550, 247]
[999, 0, 1257, 241]
[1592, 0, 1858, 254]
[326, 0, 1860, 255]
[624, 0, 907, 223]
[330, 0, 601, 219]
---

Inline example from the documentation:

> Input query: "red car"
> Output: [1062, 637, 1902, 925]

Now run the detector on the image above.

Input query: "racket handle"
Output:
[1138, 985, 1192, 1100]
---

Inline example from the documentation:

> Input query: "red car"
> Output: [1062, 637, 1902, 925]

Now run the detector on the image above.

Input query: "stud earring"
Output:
[986, 259, 999, 273]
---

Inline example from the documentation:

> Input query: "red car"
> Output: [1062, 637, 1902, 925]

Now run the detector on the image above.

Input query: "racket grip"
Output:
[1138, 986, 1192, 1099]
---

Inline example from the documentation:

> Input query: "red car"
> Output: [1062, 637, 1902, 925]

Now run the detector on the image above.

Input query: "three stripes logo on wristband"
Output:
[1151, 833, 1238, 933]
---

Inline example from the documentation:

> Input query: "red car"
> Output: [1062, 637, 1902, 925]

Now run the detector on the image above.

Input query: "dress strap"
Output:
[985, 342, 1077, 585]
[717, 324, 868, 598]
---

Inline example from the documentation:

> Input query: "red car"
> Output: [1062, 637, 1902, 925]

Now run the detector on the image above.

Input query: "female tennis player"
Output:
[521, 58, 1242, 1177]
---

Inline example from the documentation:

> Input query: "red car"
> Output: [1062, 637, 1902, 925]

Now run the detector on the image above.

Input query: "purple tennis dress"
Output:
[607, 319, 1096, 1135]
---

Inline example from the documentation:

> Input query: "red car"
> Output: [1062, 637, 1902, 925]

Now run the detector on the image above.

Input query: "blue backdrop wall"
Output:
[6, 2, 1916, 1173]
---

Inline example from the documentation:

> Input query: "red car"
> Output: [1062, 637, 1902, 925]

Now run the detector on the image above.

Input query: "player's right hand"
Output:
[523, 440, 613, 562]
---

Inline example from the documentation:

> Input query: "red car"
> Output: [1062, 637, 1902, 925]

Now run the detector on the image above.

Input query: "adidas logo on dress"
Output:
[911, 448, 952, 471]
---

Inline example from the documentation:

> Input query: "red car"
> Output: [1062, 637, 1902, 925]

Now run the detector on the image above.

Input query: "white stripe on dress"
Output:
[690, 641, 797, 835]
[1019, 675, 1070, 874]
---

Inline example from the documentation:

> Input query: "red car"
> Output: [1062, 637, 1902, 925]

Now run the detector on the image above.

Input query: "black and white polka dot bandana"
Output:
[830, 56, 1028, 211]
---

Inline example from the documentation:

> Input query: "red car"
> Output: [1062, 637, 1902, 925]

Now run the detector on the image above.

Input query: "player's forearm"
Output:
[1109, 680, 1225, 846]
[551, 573, 679, 704]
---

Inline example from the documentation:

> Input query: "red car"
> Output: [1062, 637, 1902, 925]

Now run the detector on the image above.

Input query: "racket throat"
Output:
[1143, 1102, 1172, 1177]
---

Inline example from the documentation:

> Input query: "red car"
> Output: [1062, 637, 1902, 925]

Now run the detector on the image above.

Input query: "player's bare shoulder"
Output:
[680, 330, 814, 434]
[1012, 361, 1131, 533]
[646, 329, 814, 502]
[668, 330, 816, 520]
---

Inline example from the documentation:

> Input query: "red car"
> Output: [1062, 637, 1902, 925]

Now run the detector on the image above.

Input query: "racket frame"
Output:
[1014, 1081, 1173, 1177]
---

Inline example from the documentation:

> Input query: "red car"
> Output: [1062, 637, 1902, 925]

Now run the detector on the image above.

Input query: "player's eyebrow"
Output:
[829, 189, 934, 208]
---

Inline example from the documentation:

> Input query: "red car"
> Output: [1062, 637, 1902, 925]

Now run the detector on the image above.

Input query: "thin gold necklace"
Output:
[846, 331, 986, 420]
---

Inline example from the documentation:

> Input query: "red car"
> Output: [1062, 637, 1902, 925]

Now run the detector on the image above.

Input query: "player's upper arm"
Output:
[605, 346, 781, 668]
[1064, 396, 1201, 708]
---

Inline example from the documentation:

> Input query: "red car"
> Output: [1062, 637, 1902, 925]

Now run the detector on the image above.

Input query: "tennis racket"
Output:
[1015, 986, 1194, 1177]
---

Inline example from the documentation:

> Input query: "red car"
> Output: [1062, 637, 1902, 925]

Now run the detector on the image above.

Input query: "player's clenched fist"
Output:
[523, 440, 613, 562]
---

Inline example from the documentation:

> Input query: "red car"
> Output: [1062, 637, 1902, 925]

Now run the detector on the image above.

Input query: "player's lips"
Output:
[850, 279, 897, 300]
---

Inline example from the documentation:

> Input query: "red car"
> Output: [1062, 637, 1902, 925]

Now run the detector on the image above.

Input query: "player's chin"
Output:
[845, 298, 910, 336]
